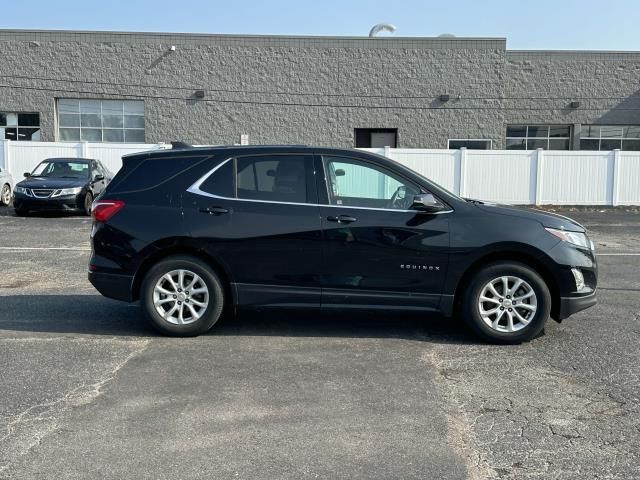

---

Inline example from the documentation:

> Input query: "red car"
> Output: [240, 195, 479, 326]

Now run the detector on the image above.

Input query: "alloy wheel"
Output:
[478, 276, 537, 333]
[1, 185, 10, 205]
[152, 269, 210, 325]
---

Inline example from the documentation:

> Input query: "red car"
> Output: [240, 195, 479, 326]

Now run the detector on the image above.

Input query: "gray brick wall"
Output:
[0, 30, 638, 148]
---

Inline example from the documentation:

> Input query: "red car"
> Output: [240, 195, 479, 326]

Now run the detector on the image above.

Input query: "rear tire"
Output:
[141, 255, 225, 336]
[0, 184, 10, 206]
[462, 261, 551, 344]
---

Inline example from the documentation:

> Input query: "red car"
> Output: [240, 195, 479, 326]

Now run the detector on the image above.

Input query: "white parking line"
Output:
[597, 253, 640, 256]
[0, 246, 90, 251]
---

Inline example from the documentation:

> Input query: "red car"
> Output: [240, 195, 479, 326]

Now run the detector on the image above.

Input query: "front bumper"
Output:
[13, 194, 83, 212]
[557, 291, 597, 320]
[88, 270, 135, 302]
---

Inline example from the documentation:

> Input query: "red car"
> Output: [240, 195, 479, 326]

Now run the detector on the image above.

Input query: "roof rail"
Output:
[171, 141, 193, 149]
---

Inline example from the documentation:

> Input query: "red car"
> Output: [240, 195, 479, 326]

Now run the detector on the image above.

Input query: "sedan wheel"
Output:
[0, 184, 10, 206]
[84, 192, 93, 216]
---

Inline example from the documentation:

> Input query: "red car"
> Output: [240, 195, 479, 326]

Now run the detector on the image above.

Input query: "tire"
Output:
[83, 192, 93, 216]
[461, 261, 551, 344]
[0, 184, 10, 206]
[14, 207, 29, 217]
[140, 255, 225, 336]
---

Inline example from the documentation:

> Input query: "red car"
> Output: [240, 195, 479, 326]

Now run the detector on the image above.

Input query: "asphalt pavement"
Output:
[0, 207, 638, 479]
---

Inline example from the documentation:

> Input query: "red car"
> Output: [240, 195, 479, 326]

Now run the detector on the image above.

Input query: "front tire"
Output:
[0, 184, 11, 206]
[140, 255, 225, 336]
[83, 192, 93, 216]
[462, 261, 551, 344]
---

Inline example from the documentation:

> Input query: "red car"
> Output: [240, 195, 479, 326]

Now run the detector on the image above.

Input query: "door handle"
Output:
[199, 206, 229, 216]
[327, 214, 357, 224]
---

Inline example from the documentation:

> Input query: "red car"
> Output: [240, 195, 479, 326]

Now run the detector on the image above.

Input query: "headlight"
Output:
[545, 227, 592, 250]
[51, 187, 83, 197]
[14, 186, 32, 196]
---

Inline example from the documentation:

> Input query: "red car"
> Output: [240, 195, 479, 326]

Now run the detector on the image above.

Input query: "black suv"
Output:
[89, 145, 597, 343]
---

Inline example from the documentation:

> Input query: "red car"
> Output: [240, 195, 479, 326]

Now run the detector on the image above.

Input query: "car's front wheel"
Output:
[462, 261, 551, 344]
[83, 192, 93, 216]
[140, 255, 225, 336]
[0, 184, 11, 206]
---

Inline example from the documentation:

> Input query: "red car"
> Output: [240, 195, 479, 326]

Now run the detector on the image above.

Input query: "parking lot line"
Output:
[596, 253, 640, 256]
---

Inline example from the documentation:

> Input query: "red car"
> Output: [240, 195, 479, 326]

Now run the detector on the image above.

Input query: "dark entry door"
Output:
[184, 153, 323, 308]
[317, 155, 450, 311]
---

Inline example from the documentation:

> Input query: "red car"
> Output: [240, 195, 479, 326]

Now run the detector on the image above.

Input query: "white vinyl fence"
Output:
[1, 140, 638, 205]
[0, 141, 169, 180]
[362, 147, 640, 206]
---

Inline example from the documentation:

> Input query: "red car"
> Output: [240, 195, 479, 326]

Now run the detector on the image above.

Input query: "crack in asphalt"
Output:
[0, 339, 150, 476]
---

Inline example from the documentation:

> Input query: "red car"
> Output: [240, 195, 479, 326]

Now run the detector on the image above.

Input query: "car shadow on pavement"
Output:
[0, 294, 477, 344]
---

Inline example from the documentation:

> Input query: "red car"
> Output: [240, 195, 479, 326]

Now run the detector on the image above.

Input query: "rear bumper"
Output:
[557, 291, 597, 320]
[88, 270, 135, 302]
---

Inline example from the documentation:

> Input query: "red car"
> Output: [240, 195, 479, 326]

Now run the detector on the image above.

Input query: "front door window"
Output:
[323, 156, 419, 210]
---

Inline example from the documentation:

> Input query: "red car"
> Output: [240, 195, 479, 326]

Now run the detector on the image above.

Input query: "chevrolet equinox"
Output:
[89, 145, 597, 343]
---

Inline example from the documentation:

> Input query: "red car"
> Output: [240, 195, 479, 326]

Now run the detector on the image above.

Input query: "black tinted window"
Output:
[199, 160, 234, 198]
[236, 155, 311, 203]
[109, 156, 204, 192]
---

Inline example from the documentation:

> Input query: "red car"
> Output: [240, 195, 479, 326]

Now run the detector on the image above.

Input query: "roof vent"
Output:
[438, 33, 456, 38]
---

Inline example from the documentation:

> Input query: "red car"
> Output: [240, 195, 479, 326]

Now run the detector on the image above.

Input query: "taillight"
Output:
[92, 200, 125, 222]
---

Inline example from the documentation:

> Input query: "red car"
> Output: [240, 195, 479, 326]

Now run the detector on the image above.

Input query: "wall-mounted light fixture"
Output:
[570, 101, 581, 109]
[194, 90, 206, 99]
[439, 94, 451, 102]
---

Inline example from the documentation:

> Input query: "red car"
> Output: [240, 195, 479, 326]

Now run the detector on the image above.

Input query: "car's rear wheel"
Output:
[83, 192, 93, 216]
[462, 261, 551, 344]
[141, 255, 225, 336]
[0, 184, 11, 206]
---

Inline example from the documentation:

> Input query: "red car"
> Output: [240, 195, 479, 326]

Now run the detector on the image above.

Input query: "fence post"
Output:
[81, 141, 89, 158]
[612, 149, 621, 206]
[1, 140, 8, 173]
[535, 148, 544, 205]
[383, 145, 391, 159]
[458, 147, 467, 197]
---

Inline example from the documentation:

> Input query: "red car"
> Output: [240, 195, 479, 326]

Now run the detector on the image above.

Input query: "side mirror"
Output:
[93, 174, 105, 182]
[24, 172, 31, 178]
[411, 193, 446, 213]
[334, 169, 346, 177]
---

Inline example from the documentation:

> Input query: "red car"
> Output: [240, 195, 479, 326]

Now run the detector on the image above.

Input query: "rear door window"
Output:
[235, 155, 315, 203]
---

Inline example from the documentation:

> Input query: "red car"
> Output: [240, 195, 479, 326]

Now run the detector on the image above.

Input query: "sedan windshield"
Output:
[31, 161, 89, 179]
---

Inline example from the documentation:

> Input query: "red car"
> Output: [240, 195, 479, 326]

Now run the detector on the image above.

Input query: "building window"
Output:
[580, 125, 640, 151]
[57, 99, 145, 143]
[355, 128, 398, 148]
[506, 125, 571, 150]
[448, 139, 492, 150]
[0, 112, 41, 141]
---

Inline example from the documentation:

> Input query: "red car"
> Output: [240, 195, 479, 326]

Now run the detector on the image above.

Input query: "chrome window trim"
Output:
[186, 157, 453, 215]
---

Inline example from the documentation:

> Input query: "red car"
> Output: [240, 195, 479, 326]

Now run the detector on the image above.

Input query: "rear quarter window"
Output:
[108, 155, 208, 193]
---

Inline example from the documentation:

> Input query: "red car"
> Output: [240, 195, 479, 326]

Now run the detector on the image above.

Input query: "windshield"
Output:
[31, 160, 89, 179]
